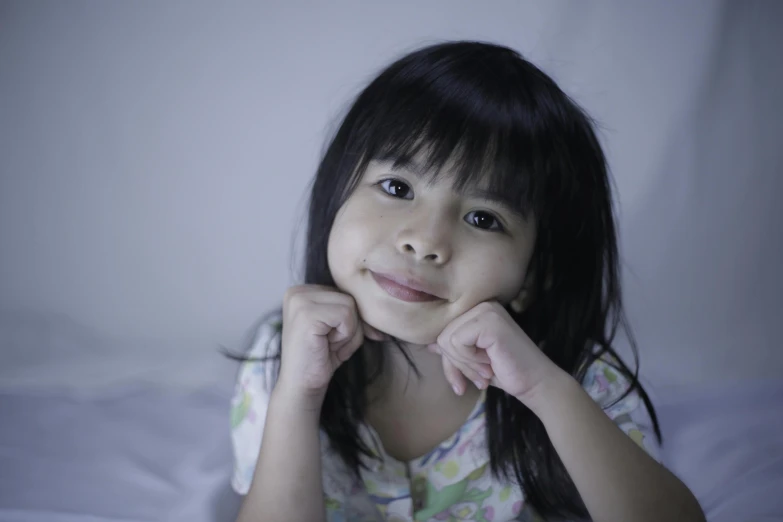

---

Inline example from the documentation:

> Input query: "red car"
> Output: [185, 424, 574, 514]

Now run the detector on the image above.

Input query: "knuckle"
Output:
[338, 304, 356, 323]
[438, 330, 451, 347]
[487, 302, 503, 316]
[340, 292, 356, 307]
[283, 286, 298, 305]
[284, 287, 306, 306]
[449, 332, 463, 351]
[460, 363, 475, 377]
[476, 301, 494, 313]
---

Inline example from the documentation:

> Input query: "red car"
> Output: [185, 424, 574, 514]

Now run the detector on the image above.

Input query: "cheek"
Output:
[327, 199, 382, 276]
[327, 212, 354, 283]
[458, 249, 529, 304]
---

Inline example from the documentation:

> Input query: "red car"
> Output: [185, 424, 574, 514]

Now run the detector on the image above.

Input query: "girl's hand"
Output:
[429, 301, 561, 404]
[278, 285, 384, 401]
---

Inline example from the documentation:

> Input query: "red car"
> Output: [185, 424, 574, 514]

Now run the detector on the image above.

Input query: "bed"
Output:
[0, 312, 781, 522]
[0, 312, 243, 522]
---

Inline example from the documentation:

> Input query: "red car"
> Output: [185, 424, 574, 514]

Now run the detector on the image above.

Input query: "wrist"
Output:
[515, 365, 580, 418]
[271, 378, 328, 415]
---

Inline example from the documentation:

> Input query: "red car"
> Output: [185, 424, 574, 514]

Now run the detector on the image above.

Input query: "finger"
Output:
[335, 321, 364, 362]
[448, 317, 492, 365]
[302, 304, 348, 338]
[442, 356, 467, 395]
[306, 288, 357, 307]
[436, 302, 489, 346]
[361, 321, 387, 342]
[435, 328, 492, 382]
[434, 336, 491, 370]
[434, 334, 492, 384]
[322, 305, 357, 345]
[286, 287, 355, 321]
[442, 351, 489, 391]
[474, 363, 494, 381]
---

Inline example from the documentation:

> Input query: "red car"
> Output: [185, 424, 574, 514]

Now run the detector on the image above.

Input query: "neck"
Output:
[363, 339, 484, 462]
[367, 339, 479, 408]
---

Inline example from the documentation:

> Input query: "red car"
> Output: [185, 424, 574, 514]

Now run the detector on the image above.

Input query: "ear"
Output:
[510, 270, 534, 313]
[509, 261, 552, 314]
[509, 289, 528, 314]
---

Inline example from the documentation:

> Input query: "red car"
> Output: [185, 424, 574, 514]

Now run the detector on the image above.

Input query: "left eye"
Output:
[379, 178, 413, 199]
[465, 210, 503, 231]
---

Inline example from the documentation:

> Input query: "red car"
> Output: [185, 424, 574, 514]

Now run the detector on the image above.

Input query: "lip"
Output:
[370, 271, 444, 303]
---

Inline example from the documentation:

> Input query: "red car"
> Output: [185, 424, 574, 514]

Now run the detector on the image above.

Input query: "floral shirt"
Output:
[230, 318, 660, 521]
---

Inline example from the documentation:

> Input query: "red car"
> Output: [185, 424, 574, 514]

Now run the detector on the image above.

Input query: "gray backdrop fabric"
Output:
[0, 1, 781, 390]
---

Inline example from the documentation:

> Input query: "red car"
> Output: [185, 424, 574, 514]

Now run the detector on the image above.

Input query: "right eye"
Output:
[378, 178, 413, 199]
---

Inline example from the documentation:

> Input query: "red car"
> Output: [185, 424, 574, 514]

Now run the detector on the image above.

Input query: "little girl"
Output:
[228, 41, 704, 521]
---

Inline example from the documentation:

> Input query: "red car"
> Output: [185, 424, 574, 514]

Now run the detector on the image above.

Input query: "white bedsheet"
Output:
[1, 373, 781, 521]
[0, 384, 242, 522]
[656, 381, 783, 521]
[1, 312, 782, 521]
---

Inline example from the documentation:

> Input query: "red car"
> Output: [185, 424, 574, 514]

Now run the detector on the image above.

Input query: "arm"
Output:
[524, 369, 705, 522]
[430, 302, 704, 521]
[234, 286, 375, 521]
[236, 388, 326, 522]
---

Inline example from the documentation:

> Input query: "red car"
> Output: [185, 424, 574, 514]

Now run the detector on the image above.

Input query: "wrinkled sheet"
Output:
[0, 384, 242, 522]
[1, 379, 781, 522]
[656, 381, 783, 521]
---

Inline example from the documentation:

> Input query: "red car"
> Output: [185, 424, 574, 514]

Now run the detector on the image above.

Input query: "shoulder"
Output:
[229, 313, 282, 495]
[580, 352, 638, 412]
[579, 351, 662, 461]
[232, 313, 283, 404]
[246, 313, 283, 360]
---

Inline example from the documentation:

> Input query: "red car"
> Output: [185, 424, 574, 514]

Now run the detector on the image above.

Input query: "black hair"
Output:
[227, 40, 660, 519]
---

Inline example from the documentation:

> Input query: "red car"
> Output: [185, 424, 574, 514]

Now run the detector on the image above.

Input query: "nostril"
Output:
[403, 244, 415, 253]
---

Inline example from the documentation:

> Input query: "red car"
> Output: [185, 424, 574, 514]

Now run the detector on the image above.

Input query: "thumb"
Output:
[361, 321, 387, 341]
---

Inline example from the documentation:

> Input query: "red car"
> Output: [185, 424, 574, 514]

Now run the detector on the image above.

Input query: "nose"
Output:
[395, 214, 453, 264]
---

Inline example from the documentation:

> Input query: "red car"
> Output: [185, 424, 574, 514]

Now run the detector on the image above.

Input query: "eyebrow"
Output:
[385, 157, 529, 220]
[461, 187, 529, 221]
[387, 156, 429, 177]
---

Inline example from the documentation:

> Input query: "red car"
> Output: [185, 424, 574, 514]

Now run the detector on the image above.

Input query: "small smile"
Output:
[370, 271, 444, 303]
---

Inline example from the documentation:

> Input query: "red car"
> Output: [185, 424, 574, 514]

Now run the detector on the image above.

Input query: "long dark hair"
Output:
[231, 40, 660, 519]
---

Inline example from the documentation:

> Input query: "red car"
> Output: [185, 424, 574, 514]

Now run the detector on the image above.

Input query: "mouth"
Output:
[370, 271, 444, 303]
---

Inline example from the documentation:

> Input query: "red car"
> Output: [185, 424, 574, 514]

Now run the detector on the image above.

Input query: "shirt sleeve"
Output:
[581, 355, 662, 463]
[229, 316, 282, 495]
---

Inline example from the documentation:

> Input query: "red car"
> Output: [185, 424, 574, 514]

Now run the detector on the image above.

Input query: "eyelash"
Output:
[376, 178, 505, 232]
[378, 178, 412, 200]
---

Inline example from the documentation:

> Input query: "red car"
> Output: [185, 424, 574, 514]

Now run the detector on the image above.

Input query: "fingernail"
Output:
[452, 383, 461, 395]
[479, 368, 493, 379]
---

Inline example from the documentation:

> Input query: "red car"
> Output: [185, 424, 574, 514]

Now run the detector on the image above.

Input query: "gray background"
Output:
[1, 1, 780, 391]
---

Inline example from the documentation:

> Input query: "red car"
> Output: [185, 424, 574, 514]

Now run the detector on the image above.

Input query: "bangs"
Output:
[345, 43, 568, 219]
[375, 133, 535, 219]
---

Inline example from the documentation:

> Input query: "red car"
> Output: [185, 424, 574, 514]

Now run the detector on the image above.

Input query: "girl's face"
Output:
[327, 156, 537, 345]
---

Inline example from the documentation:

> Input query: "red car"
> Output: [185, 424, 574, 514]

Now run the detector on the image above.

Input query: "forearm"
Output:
[524, 370, 705, 522]
[236, 388, 326, 522]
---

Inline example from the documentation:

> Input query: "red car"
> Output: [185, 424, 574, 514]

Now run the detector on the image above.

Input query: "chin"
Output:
[358, 304, 443, 346]
[380, 326, 436, 345]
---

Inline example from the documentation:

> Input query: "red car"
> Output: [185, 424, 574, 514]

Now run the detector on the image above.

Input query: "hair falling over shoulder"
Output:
[227, 40, 661, 519]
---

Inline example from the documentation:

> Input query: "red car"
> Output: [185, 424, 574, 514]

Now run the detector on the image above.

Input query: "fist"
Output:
[278, 285, 384, 398]
[430, 301, 558, 403]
